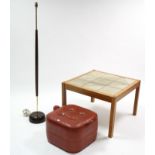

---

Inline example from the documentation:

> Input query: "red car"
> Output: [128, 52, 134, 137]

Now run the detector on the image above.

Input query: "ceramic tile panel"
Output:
[109, 81, 129, 89]
[92, 77, 113, 85]
[116, 77, 134, 84]
[66, 70, 136, 96]
[82, 82, 104, 90]
[67, 78, 88, 87]
[97, 86, 121, 95]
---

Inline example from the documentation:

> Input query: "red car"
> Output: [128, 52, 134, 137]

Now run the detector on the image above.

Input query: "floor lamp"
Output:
[29, 1, 45, 123]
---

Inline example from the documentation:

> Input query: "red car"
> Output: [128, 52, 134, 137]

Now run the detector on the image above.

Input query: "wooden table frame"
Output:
[61, 71, 141, 138]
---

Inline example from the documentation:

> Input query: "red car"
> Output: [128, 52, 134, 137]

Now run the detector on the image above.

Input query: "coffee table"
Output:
[62, 70, 140, 138]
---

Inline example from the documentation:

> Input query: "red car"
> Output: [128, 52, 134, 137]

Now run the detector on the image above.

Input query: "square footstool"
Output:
[46, 104, 98, 153]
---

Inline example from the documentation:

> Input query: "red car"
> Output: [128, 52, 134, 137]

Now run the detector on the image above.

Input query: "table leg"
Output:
[62, 83, 67, 106]
[91, 97, 95, 102]
[133, 84, 140, 115]
[108, 101, 117, 138]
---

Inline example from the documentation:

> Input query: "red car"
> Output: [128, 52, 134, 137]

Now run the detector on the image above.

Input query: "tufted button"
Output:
[79, 112, 85, 115]
[68, 108, 74, 111]
[61, 112, 65, 116]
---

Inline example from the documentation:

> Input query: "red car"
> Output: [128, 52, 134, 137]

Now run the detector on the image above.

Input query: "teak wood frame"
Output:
[62, 74, 140, 138]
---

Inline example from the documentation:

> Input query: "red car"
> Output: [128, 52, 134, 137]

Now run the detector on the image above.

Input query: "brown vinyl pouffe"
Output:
[46, 104, 98, 153]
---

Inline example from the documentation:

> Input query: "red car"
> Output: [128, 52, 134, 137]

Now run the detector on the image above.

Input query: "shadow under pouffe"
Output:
[46, 104, 98, 153]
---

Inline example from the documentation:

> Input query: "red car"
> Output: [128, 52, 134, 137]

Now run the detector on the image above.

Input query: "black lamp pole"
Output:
[29, 2, 45, 123]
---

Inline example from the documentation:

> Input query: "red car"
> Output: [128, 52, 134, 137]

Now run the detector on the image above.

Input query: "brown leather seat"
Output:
[46, 104, 98, 153]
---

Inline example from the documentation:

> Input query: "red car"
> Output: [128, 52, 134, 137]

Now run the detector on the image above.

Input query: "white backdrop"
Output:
[11, 0, 145, 155]
[11, 0, 144, 94]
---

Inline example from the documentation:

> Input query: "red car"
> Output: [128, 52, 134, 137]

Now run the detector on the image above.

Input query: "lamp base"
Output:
[29, 111, 45, 124]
